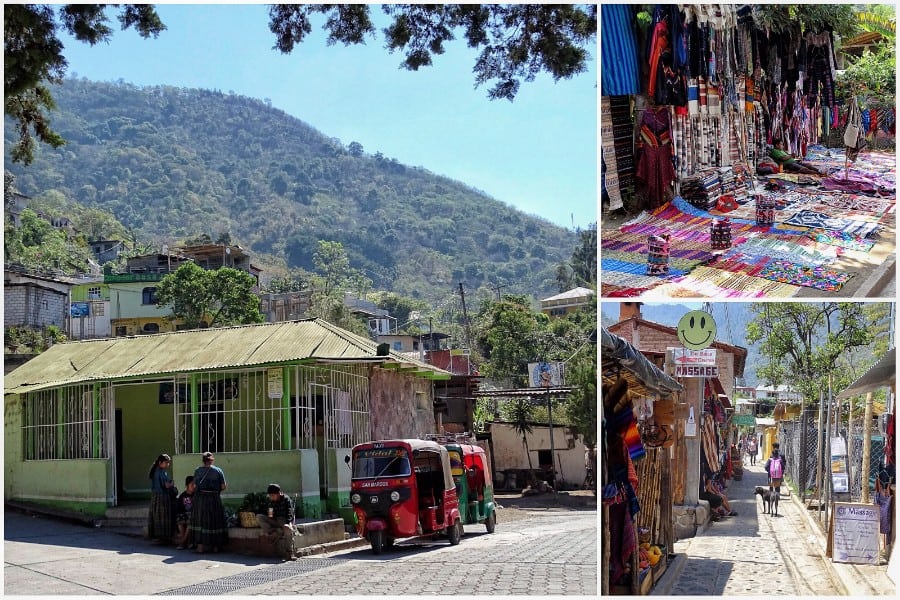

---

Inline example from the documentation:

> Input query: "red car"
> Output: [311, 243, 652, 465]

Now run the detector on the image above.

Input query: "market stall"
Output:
[601, 329, 684, 595]
[600, 4, 896, 298]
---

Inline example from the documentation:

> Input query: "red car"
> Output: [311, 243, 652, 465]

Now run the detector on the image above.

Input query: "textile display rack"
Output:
[600, 4, 896, 298]
[602, 330, 683, 595]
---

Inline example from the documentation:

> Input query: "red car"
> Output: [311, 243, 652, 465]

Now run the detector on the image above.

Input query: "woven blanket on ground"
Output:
[757, 260, 854, 292]
[719, 237, 841, 266]
[601, 249, 707, 274]
[808, 229, 875, 252]
[601, 258, 689, 278]
[641, 266, 800, 298]
[601, 270, 675, 290]
[782, 210, 882, 237]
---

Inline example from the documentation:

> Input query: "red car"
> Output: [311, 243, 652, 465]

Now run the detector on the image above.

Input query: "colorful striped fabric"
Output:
[601, 5, 640, 95]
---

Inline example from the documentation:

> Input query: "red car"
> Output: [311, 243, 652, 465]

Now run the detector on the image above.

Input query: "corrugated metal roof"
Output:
[5, 319, 450, 395]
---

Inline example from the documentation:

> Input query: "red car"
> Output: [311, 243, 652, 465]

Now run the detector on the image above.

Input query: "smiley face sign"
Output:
[677, 310, 717, 350]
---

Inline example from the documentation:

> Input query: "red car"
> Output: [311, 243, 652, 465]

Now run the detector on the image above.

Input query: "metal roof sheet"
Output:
[5, 319, 450, 395]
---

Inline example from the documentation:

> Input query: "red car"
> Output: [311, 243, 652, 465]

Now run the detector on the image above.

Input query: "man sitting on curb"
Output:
[257, 483, 296, 561]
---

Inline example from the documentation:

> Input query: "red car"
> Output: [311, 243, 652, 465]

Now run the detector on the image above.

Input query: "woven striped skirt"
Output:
[190, 490, 228, 547]
[148, 491, 175, 540]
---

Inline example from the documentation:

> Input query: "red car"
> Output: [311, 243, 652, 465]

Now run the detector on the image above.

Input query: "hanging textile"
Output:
[601, 96, 624, 211]
[601, 4, 641, 96]
[636, 107, 676, 209]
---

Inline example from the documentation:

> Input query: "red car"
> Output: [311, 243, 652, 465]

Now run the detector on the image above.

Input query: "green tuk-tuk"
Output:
[434, 436, 496, 533]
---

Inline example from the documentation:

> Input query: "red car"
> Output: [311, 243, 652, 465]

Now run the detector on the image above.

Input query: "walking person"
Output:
[765, 443, 787, 495]
[747, 436, 758, 466]
[256, 483, 297, 561]
[190, 452, 228, 554]
[147, 453, 176, 544]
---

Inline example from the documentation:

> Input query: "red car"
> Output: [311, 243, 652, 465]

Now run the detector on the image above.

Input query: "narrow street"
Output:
[4, 504, 596, 596]
[653, 461, 843, 596]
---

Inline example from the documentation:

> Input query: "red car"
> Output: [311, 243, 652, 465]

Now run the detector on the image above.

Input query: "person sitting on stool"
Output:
[257, 483, 296, 561]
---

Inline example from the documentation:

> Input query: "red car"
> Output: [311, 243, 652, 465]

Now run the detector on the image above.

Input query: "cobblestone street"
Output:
[652, 462, 843, 596]
[222, 509, 597, 595]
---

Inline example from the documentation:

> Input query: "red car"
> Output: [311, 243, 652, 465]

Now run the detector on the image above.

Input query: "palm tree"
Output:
[509, 397, 538, 488]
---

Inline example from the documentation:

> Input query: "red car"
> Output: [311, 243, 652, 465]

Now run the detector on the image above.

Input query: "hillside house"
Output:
[88, 239, 125, 265]
[69, 277, 111, 339]
[4, 267, 72, 333]
[486, 421, 588, 490]
[4, 319, 450, 522]
[104, 245, 257, 336]
[540, 286, 595, 318]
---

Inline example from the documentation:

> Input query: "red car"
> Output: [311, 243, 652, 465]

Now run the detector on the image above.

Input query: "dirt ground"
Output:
[493, 490, 597, 524]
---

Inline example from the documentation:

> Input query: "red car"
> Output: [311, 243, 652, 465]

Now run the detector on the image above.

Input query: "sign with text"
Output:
[669, 348, 717, 365]
[267, 368, 284, 399]
[831, 436, 849, 493]
[832, 502, 880, 564]
[70, 302, 90, 318]
[674, 365, 720, 378]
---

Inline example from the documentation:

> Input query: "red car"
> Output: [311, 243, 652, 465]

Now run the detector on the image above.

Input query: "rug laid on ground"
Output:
[601, 146, 895, 298]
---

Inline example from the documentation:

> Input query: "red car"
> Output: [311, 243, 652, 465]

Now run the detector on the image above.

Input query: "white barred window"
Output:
[22, 384, 112, 460]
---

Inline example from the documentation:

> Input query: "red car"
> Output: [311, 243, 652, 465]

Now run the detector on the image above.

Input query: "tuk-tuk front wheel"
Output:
[368, 529, 385, 554]
[485, 512, 496, 534]
[448, 520, 462, 545]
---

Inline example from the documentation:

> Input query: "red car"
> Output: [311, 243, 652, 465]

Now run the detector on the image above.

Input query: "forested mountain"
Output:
[5, 78, 579, 302]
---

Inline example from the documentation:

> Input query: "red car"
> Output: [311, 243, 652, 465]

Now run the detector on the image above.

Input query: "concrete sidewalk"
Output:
[653, 462, 895, 596]
[3, 507, 365, 595]
[786, 482, 895, 596]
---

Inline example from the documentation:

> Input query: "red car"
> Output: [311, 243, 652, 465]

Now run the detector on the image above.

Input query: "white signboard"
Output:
[528, 362, 565, 388]
[685, 406, 698, 437]
[832, 503, 881, 564]
[831, 436, 849, 492]
[267, 368, 284, 399]
[669, 348, 717, 366]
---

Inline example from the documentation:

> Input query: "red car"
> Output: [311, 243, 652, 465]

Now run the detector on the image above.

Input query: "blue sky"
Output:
[58, 4, 597, 230]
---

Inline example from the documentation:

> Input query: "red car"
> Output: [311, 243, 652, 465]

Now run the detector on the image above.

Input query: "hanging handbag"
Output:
[843, 123, 860, 148]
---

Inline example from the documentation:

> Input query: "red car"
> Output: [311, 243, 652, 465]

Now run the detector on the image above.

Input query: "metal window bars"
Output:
[22, 383, 112, 460]
[172, 364, 370, 455]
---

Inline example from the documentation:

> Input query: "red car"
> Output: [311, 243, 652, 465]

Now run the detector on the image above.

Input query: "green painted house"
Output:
[4, 318, 449, 521]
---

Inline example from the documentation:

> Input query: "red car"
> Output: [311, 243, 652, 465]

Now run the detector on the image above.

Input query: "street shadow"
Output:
[4, 511, 289, 568]
[665, 555, 734, 595]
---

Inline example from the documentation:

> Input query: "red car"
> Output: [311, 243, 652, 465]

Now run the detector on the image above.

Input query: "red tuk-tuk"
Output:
[349, 439, 462, 554]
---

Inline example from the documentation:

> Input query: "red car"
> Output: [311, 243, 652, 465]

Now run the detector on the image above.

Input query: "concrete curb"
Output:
[790, 493, 856, 596]
[855, 254, 897, 297]
[6, 501, 100, 527]
[649, 550, 688, 596]
[296, 536, 368, 556]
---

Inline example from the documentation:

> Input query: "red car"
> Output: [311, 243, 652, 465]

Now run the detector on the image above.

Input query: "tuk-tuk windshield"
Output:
[352, 447, 412, 479]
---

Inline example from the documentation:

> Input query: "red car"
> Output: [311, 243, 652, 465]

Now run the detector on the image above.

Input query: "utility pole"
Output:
[458, 282, 472, 350]
[490, 283, 505, 302]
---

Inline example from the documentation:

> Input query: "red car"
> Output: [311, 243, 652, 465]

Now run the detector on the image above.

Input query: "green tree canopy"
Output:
[5, 4, 165, 164]
[269, 4, 596, 101]
[745, 303, 874, 404]
[155, 262, 264, 329]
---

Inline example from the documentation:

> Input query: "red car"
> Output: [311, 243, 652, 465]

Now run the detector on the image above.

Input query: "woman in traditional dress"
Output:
[190, 452, 228, 554]
[147, 453, 176, 544]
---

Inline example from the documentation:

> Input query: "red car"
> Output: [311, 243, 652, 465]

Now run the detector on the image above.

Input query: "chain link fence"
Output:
[777, 417, 819, 496]
[777, 417, 886, 503]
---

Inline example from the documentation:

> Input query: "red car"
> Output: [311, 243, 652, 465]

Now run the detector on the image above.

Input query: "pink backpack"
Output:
[769, 456, 784, 479]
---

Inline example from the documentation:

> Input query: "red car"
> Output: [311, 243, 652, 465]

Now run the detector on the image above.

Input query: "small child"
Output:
[174, 475, 196, 550]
